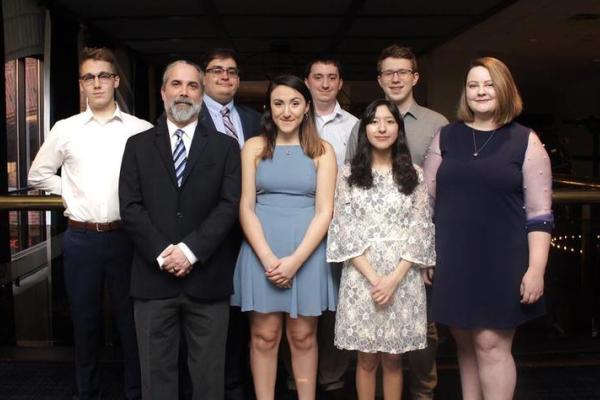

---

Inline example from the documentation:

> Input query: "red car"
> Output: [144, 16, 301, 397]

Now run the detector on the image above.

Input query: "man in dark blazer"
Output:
[119, 60, 241, 400]
[200, 48, 261, 147]
[199, 48, 261, 400]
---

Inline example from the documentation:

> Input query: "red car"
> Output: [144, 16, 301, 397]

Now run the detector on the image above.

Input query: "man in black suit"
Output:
[199, 48, 261, 400]
[119, 60, 241, 400]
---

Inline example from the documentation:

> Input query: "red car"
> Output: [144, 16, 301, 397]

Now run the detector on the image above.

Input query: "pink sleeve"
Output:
[523, 132, 553, 232]
[423, 129, 443, 210]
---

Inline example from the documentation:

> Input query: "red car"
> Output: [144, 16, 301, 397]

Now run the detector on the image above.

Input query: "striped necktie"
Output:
[173, 129, 186, 187]
[220, 106, 240, 141]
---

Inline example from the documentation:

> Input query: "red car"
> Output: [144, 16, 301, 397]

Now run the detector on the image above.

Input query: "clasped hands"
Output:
[161, 245, 192, 278]
[369, 273, 403, 306]
[263, 254, 300, 289]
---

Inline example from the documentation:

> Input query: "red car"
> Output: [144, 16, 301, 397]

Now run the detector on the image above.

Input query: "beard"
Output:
[165, 96, 201, 123]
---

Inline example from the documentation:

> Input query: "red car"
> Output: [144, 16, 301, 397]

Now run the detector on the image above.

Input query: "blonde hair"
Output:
[457, 57, 522, 124]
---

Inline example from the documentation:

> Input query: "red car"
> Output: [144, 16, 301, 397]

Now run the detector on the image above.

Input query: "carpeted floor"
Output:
[1, 360, 600, 399]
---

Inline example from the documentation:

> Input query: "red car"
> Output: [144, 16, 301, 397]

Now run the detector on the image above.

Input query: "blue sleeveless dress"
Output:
[231, 145, 337, 318]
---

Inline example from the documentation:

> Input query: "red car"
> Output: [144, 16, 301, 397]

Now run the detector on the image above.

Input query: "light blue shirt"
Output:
[203, 95, 245, 147]
[315, 102, 358, 167]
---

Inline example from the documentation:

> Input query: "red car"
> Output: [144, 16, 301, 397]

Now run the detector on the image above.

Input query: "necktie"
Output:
[173, 129, 186, 187]
[220, 106, 240, 141]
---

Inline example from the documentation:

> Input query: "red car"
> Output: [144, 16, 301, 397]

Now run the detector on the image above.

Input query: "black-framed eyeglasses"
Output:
[79, 72, 118, 85]
[205, 67, 240, 77]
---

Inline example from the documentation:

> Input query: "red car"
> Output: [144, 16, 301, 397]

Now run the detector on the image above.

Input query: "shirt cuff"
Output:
[156, 244, 174, 270]
[177, 242, 198, 265]
[526, 213, 554, 233]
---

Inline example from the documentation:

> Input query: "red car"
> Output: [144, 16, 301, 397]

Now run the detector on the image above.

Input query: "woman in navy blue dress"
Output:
[423, 57, 553, 400]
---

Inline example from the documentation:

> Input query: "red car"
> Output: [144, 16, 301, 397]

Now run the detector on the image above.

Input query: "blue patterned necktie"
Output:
[173, 129, 186, 187]
[220, 106, 240, 141]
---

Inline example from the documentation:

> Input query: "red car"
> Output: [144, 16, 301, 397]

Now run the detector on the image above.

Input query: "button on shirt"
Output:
[315, 102, 358, 167]
[28, 105, 153, 222]
[203, 95, 245, 148]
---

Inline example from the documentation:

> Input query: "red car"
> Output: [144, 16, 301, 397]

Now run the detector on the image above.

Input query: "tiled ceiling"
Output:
[51, 0, 517, 80]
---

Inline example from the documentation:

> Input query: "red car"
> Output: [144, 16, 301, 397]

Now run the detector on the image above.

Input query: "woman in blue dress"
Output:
[231, 74, 337, 400]
[424, 57, 553, 400]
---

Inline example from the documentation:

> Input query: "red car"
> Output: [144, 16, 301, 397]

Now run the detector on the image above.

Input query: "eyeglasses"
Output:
[379, 69, 414, 80]
[205, 67, 240, 77]
[79, 72, 117, 85]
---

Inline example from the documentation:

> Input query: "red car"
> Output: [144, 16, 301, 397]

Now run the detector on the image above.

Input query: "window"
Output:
[4, 57, 46, 253]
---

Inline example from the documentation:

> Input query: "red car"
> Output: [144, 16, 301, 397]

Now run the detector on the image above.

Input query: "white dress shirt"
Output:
[166, 118, 197, 154]
[28, 104, 153, 223]
[315, 102, 358, 167]
[203, 94, 245, 148]
[157, 118, 199, 268]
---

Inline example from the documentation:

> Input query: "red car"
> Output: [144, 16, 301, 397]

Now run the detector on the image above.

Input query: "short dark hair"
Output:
[201, 48, 240, 71]
[79, 47, 116, 72]
[304, 55, 343, 79]
[376, 45, 418, 74]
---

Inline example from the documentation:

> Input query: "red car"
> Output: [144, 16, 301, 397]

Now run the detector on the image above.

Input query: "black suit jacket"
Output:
[119, 114, 241, 300]
[199, 100, 262, 142]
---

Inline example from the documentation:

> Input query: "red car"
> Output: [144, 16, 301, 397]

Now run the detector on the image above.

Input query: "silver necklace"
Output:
[471, 128, 496, 157]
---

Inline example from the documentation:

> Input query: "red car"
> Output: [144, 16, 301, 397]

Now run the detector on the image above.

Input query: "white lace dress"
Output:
[327, 164, 435, 354]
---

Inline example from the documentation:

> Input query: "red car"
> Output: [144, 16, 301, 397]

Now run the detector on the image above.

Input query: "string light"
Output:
[550, 233, 597, 255]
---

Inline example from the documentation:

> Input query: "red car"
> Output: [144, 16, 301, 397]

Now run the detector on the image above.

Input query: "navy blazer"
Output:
[200, 101, 262, 142]
[119, 114, 241, 300]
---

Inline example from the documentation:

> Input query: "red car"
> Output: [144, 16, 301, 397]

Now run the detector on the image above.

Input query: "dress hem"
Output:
[334, 342, 427, 355]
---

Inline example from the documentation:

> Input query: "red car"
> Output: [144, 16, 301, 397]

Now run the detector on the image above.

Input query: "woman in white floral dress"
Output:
[327, 99, 435, 399]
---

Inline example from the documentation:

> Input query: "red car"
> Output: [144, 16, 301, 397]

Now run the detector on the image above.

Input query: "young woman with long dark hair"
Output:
[327, 99, 435, 399]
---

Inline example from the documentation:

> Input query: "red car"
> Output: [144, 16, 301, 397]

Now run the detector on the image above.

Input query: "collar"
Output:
[203, 94, 235, 115]
[317, 101, 344, 122]
[82, 102, 123, 124]
[403, 100, 422, 120]
[166, 118, 198, 138]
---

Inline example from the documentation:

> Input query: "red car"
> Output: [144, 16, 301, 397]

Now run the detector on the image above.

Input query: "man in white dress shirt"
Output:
[302, 56, 358, 399]
[28, 47, 152, 400]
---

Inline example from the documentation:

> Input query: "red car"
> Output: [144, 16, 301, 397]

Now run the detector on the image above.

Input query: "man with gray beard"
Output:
[119, 60, 241, 400]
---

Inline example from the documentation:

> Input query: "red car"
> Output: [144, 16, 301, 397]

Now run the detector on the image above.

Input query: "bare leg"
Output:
[450, 328, 483, 400]
[286, 315, 318, 400]
[381, 353, 402, 400]
[356, 352, 379, 400]
[473, 329, 516, 400]
[249, 312, 283, 400]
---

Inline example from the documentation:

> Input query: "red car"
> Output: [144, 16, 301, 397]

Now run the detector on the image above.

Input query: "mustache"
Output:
[173, 97, 193, 106]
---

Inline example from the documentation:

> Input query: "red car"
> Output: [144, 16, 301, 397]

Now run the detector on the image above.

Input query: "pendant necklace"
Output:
[471, 128, 496, 157]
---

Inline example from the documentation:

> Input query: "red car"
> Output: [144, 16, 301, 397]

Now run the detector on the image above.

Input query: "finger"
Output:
[160, 245, 175, 257]
[520, 281, 525, 296]
[422, 274, 432, 285]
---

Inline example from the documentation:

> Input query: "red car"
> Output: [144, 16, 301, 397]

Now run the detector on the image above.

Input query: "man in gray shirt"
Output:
[346, 45, 448, 400]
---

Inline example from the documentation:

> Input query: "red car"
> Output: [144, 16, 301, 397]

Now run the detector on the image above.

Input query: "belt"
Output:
[68, 219, 122, 232]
